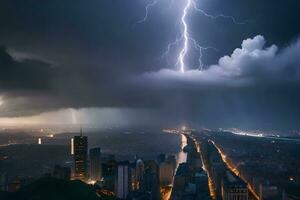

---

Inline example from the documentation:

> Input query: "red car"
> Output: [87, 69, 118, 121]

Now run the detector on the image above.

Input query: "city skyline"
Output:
[0, 1, 300, 199]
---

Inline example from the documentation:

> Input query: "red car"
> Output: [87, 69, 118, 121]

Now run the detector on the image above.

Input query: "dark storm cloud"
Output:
[0, 0, 300, 129]
[136, 35, 300, 129]
[190, 0, 300, 67]
[0, 46, 54, 91]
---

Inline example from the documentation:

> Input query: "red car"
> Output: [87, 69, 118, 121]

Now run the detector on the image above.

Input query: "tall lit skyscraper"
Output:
[71, 138, 74, 155]
[89, 147, 101, 182]
[73, 128, 88, 182]
[116, 161, 131, 199]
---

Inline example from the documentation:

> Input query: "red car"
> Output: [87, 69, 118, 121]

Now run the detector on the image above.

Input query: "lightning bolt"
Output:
[192, 1, 247, 25]
[135, 0, 159, 25]
[136, 0, 247, 73]
[169, 0, 218, 72]
[178, 0, 191, 73]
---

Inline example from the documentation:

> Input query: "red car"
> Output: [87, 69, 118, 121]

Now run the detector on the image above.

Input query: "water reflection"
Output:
[177, 134, 187, 166]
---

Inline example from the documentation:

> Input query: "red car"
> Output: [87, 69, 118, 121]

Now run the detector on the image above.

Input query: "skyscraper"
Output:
[135, 159, 144, 189]
[89, 147, 101, 182]
[102, 155, 117, 192]
[221, 170, 248, 200]
[159, 161, 174, 186]
[116, 161, 131, 199]
[73, 128, 88, 182]
[141, 168, 160, 200]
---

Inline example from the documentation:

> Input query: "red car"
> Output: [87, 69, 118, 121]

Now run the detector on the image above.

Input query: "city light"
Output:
[197, 140, 217, 199]
[47, 134, 54, 138]
[70, 138, 74, 155]
[160, 186, 172, 200]
[87, 180, 96, 185]
[210, 140, 260, 200]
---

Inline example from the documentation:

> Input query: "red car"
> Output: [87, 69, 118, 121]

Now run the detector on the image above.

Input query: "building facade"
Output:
[116, 161, 131, 199]
[89, 147, 101, 182]
[73, 130, 88, 182]
[221, 170, 248, 200]
[159, 161, 174, 186]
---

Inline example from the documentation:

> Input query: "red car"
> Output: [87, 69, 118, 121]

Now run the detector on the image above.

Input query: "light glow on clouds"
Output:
[1, 35, 300, 126]
[142, 35, 300, 88]
[0, 107, 159, 127]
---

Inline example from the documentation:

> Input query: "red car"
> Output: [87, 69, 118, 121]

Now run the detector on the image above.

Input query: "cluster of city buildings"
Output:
[210, 131, 300, 200]
[0, 173, 35, 193]
[199, 137, 249, 200]
[69, 129, 214, 200]
[2, 128, 299, 200]
[170, 135, 211, 200]
[70, 130, 180, 199]
[0, 130, 177, 200]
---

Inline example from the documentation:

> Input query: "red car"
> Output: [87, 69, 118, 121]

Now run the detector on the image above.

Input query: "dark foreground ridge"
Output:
[0, 178, 118, 200]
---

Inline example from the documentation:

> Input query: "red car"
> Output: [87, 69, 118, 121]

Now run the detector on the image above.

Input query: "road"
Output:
[209, 140, 259, 200]
[187, 134, 217, 199]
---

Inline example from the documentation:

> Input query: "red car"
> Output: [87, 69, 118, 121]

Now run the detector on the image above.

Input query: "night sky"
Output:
[0, 0, 300, 129]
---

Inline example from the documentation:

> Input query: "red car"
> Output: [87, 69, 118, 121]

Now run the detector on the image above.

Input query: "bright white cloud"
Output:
[141, 35, 300, 88]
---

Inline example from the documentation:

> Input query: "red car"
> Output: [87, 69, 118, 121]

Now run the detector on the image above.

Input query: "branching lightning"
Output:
[191, 1, 246, 25]
[178, 0, 191, 73]
[136, 0, 247, 73]
[135, 0, 159, 25]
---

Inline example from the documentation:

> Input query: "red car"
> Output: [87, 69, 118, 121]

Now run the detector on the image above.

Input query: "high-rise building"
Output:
[142, 160, 160, 200]
[159, 161, 174, 186]
[73, 129, 88, 182]
[135, 159, 144, 186]
[141, 168, 160, 200]
[144, 160, 159, 175]
[172, 163, 190, 196]
[166, 155, 177, 171]
[89, 147, 102, 182]
[221, 170, 248, 200]
[195, 170, 211, 199]
[116, 161, 131, 199]
[102, 156, 117, 192]
[129, 162, 138, 190]
[259, 182, 280, 200]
